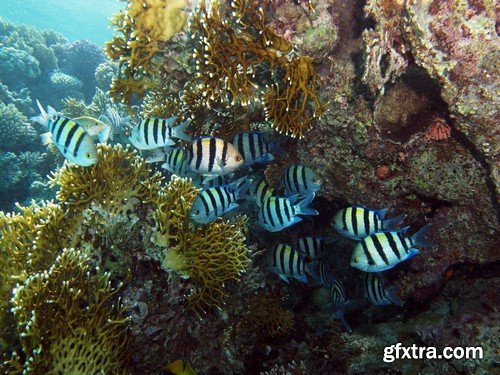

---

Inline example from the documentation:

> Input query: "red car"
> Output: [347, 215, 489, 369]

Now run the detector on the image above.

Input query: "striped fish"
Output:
[282, 165, 321, 198]
[330, 279, 352, 333]
[270, 243, 307, 283]
[351, 224, 432, 272]
[247, 176, 275, 207]
[231, 131, 274, 166]
[332, 206, 406, 240]
[258, 194, 318, 232]
[31, 101, 97, 166]
[161, 148, 189, 176]
[201, 175, 228, 188]
[187, 136, 244, 178]
[129, 117, 191, 150]
[189, 179, 251, 224]
[364, 273, 403, 306]
[297, 236, 324, 260]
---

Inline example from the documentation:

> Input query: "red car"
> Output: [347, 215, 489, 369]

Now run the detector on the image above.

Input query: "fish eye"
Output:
[85, 152, 92, 159]
[352, 257, 359, 263]
[194, 209, 200, 215]
[235, 155, 242, 162]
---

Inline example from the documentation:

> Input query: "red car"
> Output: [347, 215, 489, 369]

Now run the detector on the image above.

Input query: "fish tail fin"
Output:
[411, 223, 434, 247]
[146, 148, 165, 163]
[234, 179, 252, 199]
[376, 208, 389, 219]
[173, 119, 192, 142]
[385, 285, 404, 306]
[31, 99, 50, 127]
[296, 194, 319, 216]
[334, 313, 352, 333]
[305, 260, 321, 284]
[382, 213, 406, 230]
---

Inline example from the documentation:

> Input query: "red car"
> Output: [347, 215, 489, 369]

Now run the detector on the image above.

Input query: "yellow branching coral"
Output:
[263, 56, 325, 138]
[49, 144, 163, 215]
[238, 291, 295, 338]
[105, 0, 188, 103]
[9, 247, 129, 374]
[153, 176, 251, 316]
[190, 0, 324, 138]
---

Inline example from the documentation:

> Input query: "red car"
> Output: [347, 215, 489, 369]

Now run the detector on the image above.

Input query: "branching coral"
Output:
[8, 247, 129, 374]
[190, 0, 324, 138]
[49, 144, 163, 215]
[105, 0, 188, 104]
[153, 176, 251, 316]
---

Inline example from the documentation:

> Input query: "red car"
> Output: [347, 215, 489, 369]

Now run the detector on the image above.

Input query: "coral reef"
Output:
[105, 0, 188, 104]
[48, 70, 84, 106]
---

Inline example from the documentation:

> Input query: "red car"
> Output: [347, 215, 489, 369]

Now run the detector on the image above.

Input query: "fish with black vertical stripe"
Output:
[246, 176, 275, 207]
[331, 206, 406, 240]
[364, 273, 403, 306]
[187, 136, 244, 179]
[270, 243, 308, 283]
[258, 194, 319, 232]
[351, 224, 432, 272]
[31, 100, 97, 166]
[231, 131, 275, 166]
[330, 279, 352, 333]
[296, 236, 325, 260]
[282, 165, 322, 198]
[189, 179, 251, 224]
[129, 117, 191, 150]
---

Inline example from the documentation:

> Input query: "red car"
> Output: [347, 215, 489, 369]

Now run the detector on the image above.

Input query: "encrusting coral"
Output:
[153, 176, 251, 316]
[105, 0, 188, 104]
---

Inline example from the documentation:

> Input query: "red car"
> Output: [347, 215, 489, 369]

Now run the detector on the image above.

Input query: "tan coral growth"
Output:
[153, 176, 251, 316]
[8, 247, 128, 374]
[50, 144, 163, 215]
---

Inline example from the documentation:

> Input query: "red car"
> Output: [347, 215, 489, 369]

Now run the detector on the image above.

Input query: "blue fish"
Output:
[270, 243, 308, 283]
[330, 279, 352, 333]
[258, 194, 318, 232]
[331, 206, 406, 240]
[282, 165, 321, 198]
[231, 131, 275, 166]
[364, 273, 403, 306]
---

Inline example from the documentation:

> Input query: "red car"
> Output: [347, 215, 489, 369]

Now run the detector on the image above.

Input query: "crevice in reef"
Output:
[409, 193, 453, 220]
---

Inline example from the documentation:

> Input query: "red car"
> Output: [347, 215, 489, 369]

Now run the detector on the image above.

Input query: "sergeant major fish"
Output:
[270, 243, 308, 283]
[296, 236, 325, 260]
[189, 179, 251, 224]
[330, 279, 352, 333]
[282, 165, 322, 198]
[187, 136, 244, 179]
[231, 131, 275, 166]
[161, 148, 189, 176]
[332, 206, 406, 240]
[351, 224, 432, 272]
[31, 100, 97, 166]
[129, 117, 191, 150]
[246, 176, 275, 207]
[258, 194, 318, 232]
[364, 273, 403, 306]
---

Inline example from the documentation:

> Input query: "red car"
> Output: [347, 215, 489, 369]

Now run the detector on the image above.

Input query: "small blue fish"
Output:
[31, 101, 97, 166]
[330, 279, 352, 333]
[282, 165, 322, 198]
[258, 194, 318, 232]
[331, 206, 406, 240]
[364, 273, 403, 306]
[129, 117, 191, 150]
[270, 243, 307, 283]
[231, 131, 275, 166]
[351, 224, 432, 272]
[189, 179, 251, 224]
[296, 236, 325, 260]
[246, 176, 275, 207]
[161, 148, 189, 176]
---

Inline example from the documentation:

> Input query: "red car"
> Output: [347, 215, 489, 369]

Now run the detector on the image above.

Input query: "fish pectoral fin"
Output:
[225, 202, 239, 212]
[278, 274, 290, 283]
[40, 132, 52, 145]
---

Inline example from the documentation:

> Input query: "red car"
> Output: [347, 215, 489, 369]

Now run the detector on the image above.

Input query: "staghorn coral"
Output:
[8, 247, 129, 374]
[190, 0, 324, 138]
[105, 0, 188, 104]
[49, 144, 163, 215]
[153, 176, 251, 316]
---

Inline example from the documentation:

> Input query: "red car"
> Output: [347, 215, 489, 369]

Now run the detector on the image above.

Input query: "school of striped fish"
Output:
[29, 105, 433, 333]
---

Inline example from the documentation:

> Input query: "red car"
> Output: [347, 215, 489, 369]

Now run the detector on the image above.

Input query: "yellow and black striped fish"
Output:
[187, 136, 244, 177]
[351, 224, 432, 272]
[270, 243, 307, 283]
[161, 148, 189, 176]
[129, 117, 191, 150]
[332, 206, 405, 240]
[258, 194, 318, 232]
[364, 273, 403, 306]
[231, 131, 274, 166]
[247, 176, 275, 207]
[282, 165, 322, 198]
[330, 279, 352, 333]
[297, 236, 325, 260]
[31, 101, 97, 166]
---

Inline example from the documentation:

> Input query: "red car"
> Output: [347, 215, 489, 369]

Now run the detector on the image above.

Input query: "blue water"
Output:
[0, 0, 124, 45]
